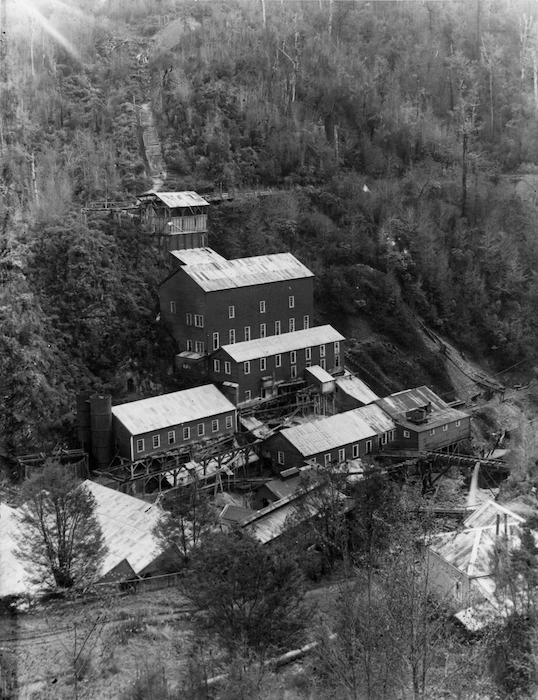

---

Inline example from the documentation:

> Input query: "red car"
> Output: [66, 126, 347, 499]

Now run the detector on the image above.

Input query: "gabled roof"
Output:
[170, 248, 226, 266]
[111, 385, 236, 435]
[219, 504, 255, 525]
[177, 252, 314, 292]
[137, 191, 209, 208]
[375, 386, 468, 431]
[277, 409, 378, 458]
[221, 325, 344, 363]
[335, 372, 379, 405]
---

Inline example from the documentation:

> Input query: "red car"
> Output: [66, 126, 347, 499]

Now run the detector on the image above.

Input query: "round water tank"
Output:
[90, 394, 113, 469]
[76, 390, 94, 449]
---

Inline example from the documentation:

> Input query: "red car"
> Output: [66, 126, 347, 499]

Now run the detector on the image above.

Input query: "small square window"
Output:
[275, 321, 281, 335]
[213, 332, 219, 350]
[194, 314, 204, 328]
[260, 300, 266, 313]
[197, 423, 205, 437]
[183, 427, 190, 440]
[244, 326, 251, 341]
[229, 329, 235, 344]
[245, 390, 252, 401]
[320, 344, 326, 357]
[290, 350, 297, 364]
[260, 358, 266, 371]
[430, 428, 435, 436]
[275, 354, 282, 367]
[260, 323, 266, 338]
[456, 420, 461, 427]
[186, 312, 192, 325]
[228, 305, 235, 319]
[170, 301, 177, 314]
[213, 358, 221, 372]
[278, 451, 285, 465]
[403, 430, 410, 438]
[443, 424, 448, 432]
[244, 361, 251, 374]
[168, 430, 175, 445]
[225, 361, 231, 374]
[291, 365, 297, 379]
[136, 438, 144, 453]
[289, 318, 295, 332]
[225, 415, 233, 429]
[324, 453, 331, 466]
[289, 295, 295, 308]
[303, 315, 309, 329]
[352, 444, 359, 458]
[306, 347, 311, 361]
[212, 419, 219, 432]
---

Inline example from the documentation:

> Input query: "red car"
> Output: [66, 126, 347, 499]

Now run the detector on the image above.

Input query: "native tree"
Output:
[15, 462, 107, 590]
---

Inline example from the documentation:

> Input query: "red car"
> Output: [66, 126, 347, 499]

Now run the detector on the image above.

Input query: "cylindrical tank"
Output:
[90, 394, 113, 469]
[76, 391, 94, 450]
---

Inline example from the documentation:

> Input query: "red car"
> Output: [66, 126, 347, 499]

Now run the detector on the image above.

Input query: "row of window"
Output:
[135, 415, 234, 453]
[402, 420, 461, 438]
[213, 351, 341, 378]
[277, 440, 373, 466]
[228, 297, 295, 319]
[172, 298, 299, 319]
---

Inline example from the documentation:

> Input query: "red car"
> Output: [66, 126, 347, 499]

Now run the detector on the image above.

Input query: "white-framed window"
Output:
[303, 315, 309, 329]
[152, 434, 160, 449]
[403, 430, 410, 438]
[291, 365, 297, 379]
[430, 428, 435, 436]
[244, 361, 251, 374]
[335, 354, 341, 368]
[170, 301, 177, 314]
[306, 361, 311, 368]
[244, 326, 251, 341]
[275, 320, 281, 335]
[260, 357, 267, 371]
[197, 423, 205, 437]
[338, 448, 345, 462]
[320, 358, 326, 370]
[213, 358, 221, 372]
[275, 354, 282, 367]
[289, 318, 295, 332]
[260, 323, 266, 338]
[443, 424, 448, 432]
[136, 438, 144, 453]
[306, 347, 311, 361]
[366, 440, 372, 453]
[186, 312, 192, 325]
[260, 300, 266, 313]
[168, 430, 175, 445]
[213, 332, 219, 350]
[352, 444, 359, 458]
[183, 427, 190, 440]
[289, 295, 295, 308]
[194, 314, 204, 328]
[324, 453, 331, 466]
[225, 415, 233, 429]
[278, 451, 285, 465]
[456, 420, 461, 427]
[229, 329, 235, 344]
[334, 341, 340, 353]
[212, 419, 219, 433]
[290, 350, 297, 364]
[320, 344, 326, 357]
[195, 341, 204, 353]
[224, 361, 231, 374]
[228, 305, 235, 319]
[186, 340, 193, 352]
[245, 390, 252, 401]
[389, 430, 395, 441]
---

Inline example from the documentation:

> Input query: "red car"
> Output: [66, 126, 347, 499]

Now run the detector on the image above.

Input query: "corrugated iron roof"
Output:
[279, 409, 378, 457]
[83, 481, 163, 576]
[306, 365, 334, 383]
[463, 500, 526, 529]
[335, 372, 379, 404]
[222, 325, 344, 363]
[137, 191, 209, 207]
[355, 403, 396, 434]
[181, 252, 314, 292]
[170, 248, 226, 266]
[111, 385, 236, 436]
[375, 386, 469, 430]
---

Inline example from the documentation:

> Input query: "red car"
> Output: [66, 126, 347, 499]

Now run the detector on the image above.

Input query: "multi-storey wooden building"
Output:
[111, 385, 237, 461]
[136, 191, 209, 250]
[158, 249, 314, 355]
[374, 386, 471, 452]
[208, 325, 345, 405]
[265, 403, 396, 470]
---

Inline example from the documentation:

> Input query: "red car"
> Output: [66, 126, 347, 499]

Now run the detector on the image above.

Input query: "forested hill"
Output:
[2, 0, 538, 466]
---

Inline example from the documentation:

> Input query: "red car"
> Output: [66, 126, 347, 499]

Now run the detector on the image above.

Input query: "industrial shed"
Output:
[335, 372, 379, 410]
[136, 191, 209, 249]
[111, 385, 237, 461]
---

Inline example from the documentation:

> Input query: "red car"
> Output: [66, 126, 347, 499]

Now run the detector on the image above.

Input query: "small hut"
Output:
[136, 191, 209, 250]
